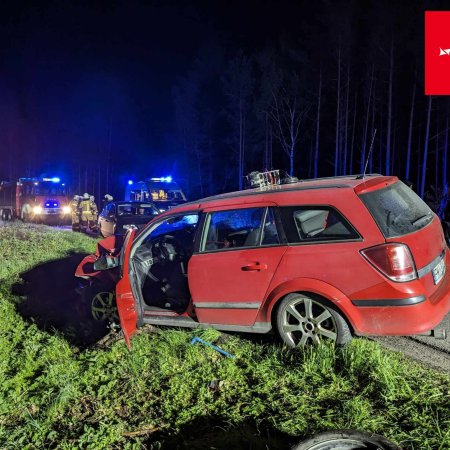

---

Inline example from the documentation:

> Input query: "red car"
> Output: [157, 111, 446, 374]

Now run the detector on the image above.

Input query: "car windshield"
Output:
[359, 181, 434, 238]
[117, 203, 158, 216]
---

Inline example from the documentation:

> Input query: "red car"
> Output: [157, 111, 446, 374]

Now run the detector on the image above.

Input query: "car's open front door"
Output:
[116, 228, 138, 348]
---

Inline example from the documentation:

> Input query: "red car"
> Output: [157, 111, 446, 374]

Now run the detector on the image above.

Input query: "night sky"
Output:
[1, 0, 450, 200]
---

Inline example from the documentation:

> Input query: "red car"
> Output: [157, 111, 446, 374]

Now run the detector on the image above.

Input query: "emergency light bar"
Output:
[150, 176, 172, 183]
[42, 177, 61, 183]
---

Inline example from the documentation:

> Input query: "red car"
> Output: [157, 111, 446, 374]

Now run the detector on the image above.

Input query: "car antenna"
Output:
[356, 129, 377, 180]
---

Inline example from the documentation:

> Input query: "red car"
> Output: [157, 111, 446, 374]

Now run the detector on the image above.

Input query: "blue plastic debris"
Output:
[191, 336, 235, 358]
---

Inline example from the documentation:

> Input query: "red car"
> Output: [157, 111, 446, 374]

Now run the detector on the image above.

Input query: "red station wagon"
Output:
[76, 174, 450, 348]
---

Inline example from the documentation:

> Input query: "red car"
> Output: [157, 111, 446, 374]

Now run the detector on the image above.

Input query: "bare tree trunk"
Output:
[416, 126, 422, 191]
[308, 140, 313, 177]
[420, 96, 433, 199]
[98, 165, 101, 203]
[438, 105, 449, 219]
[369, 85, 376, 173]
[360, 65, 374, 173]
[194, 143, 204, 197]
[106, 118, 112, 194]
[238, 97, 244, 190]
[349, 92, 357, 174]
[379, 105, 383, 173]
[385, 39, 394, 176]
[334, 40, 341, 176]
[443, 104, 449, 191]
[391, 124, 396, 175]
[314, 68, 322, 178]
[343, 65, 350, 175]
[405, 69, 417, 181]
[435, 120, 439, 195]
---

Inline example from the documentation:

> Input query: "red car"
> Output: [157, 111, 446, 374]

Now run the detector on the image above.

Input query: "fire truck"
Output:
[124, 177, 187, 212]
[0, 177, 71, 223]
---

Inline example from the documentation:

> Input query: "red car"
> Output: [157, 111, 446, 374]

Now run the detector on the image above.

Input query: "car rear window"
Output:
[358, 181, 434, 238]
[279, 206, 359, 243]
[117, 203, 158, 216]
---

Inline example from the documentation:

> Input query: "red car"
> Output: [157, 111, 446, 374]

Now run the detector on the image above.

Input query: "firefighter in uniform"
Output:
[70, 195, 81, 231]
[90, 196, 99, 231]
[79, 193, 96, 231]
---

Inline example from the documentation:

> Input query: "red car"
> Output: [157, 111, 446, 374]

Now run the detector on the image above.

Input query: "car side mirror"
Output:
[93, 254, 119, 271]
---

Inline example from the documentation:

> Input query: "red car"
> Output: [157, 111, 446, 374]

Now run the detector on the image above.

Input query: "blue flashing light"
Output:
[128, 180, 134, 185]
[150, 176, 173, 183]
[43, 177, 61, 183]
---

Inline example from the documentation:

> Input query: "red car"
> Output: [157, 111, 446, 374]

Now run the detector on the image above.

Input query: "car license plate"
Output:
[432, 258, 446, 285]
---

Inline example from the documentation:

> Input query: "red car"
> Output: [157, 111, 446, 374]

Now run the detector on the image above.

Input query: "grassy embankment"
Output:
[0, 222, 450, 449]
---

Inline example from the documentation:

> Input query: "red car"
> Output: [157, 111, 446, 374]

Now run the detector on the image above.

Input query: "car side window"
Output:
[279, 206, 359, 243]
[201, 207, 269, 251]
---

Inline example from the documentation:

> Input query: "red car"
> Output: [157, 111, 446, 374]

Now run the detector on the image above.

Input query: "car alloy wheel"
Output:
[277, 293, 351, 347]
[292, 430, 402, 450]
[91, 290, 119, 322]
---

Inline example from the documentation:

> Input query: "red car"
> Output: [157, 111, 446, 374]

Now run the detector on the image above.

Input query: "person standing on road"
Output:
[70, 195, 81, 231]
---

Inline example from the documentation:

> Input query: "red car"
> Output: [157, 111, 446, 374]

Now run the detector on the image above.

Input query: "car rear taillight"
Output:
[361, 243, 417, 282]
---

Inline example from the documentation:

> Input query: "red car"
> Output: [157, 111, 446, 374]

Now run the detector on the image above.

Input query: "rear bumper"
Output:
[347, 274, 450, 336]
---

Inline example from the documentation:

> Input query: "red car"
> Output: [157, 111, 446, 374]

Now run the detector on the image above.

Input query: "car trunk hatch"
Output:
[358, 180, 447, 295]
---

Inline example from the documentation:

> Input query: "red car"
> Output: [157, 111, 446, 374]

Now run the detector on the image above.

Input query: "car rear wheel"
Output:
[276, 293, 351, 347]
[83, 283, 119, 323]
[292, 430, 401, 450]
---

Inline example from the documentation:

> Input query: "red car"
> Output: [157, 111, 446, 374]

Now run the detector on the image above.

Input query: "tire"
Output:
[81, 283, 119, 323]
[292, 430, 401, 450]
[276, 293, 352, 347]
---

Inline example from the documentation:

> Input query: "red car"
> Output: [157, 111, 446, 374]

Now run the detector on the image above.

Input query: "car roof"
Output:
[112, 201, 156, 206]
[167, 174, 398, 214]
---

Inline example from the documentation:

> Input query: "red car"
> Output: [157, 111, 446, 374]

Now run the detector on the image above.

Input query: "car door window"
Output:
[279, 206, 359, 243]
[131, 213, 200, 309]
[201, 207, 268, 251]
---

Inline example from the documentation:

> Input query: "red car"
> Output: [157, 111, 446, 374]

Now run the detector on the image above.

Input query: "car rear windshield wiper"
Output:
[412, 213, 433, 228]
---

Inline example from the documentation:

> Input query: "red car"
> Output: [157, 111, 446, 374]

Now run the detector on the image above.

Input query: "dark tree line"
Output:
[171, 2, 449, 214]
[1, 1, 448, 211]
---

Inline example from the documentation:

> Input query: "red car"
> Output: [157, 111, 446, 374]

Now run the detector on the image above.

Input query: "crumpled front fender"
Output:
[75, 255, 101, 279]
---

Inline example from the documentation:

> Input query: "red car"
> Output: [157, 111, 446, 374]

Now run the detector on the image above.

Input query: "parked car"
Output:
[98, 201, 160, 238]
[76, 174, 450, 348]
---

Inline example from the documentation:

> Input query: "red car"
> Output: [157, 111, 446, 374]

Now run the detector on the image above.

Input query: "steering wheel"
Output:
[153, 235, 179, 261]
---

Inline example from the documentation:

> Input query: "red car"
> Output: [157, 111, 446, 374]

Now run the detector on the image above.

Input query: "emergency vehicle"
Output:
[124, 177, 187, 212]
[0, 177, 71, 223]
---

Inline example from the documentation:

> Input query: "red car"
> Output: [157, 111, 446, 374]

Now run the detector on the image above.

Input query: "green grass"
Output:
[1, 222, 450, 449]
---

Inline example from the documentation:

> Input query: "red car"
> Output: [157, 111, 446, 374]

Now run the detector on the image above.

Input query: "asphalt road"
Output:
[373, 312, 450, 373]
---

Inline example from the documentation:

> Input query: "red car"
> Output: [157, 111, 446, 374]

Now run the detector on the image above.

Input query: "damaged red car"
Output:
[76, 174, 450, 348]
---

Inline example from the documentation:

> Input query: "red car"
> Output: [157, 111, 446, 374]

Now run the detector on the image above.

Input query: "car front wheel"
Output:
[82, 283, 119, 323]
[276, 293, 351, 347]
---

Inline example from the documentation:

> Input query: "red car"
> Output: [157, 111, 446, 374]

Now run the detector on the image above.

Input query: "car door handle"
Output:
[242, 262, 267, 271]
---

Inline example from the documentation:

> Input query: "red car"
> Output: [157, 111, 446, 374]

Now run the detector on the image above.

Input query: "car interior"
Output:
[132, 217, 198, 312]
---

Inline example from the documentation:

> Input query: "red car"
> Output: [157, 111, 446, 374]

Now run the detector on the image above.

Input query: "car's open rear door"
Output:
[116, 228, 138, 348]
